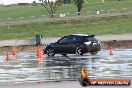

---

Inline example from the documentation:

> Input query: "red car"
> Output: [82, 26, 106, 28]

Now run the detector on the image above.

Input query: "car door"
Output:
[55, 36, 76, 54]
[72, 36, 84, 52]
[60, 36, 74, 53]
[65, 36, 76, 53]
[61, 36, 80, 53]
[51, 36, 69, 53]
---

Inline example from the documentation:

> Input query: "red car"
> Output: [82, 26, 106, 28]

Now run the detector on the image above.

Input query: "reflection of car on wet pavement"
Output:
[43, 34, 101, 56]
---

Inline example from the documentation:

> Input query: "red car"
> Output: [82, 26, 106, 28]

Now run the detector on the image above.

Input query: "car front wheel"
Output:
[75, 47, 83, 56]
[46, 48, 55, 56]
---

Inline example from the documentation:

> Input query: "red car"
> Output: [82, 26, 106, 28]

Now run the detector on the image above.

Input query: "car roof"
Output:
[70, 34, 95, 37]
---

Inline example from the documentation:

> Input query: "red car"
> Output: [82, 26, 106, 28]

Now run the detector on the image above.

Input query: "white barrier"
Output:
[60, 14, 65, 17]
[96, 11, 100, 15]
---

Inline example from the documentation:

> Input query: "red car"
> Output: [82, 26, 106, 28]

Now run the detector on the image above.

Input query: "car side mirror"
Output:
[57, 40, 61, 44]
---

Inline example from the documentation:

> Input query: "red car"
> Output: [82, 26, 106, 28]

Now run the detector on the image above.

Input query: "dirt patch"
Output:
[0, 45, 40, 54]
[101, 40, 132, 49]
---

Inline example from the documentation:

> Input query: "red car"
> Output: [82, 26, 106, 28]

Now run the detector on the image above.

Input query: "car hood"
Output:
[45, 42, 55, 47]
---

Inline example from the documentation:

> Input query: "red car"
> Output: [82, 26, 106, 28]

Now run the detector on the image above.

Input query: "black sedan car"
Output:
[43, 34, 101, 56]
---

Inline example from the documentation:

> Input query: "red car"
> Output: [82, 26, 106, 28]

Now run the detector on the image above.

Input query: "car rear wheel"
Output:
[90, 51, 98, 55]
[46, 48, 55, 56]
[75, 47, 83, 56]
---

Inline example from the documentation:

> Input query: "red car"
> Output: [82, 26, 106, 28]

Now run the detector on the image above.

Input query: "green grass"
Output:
[0, 0, 131, 21]
[0, 0, 131, 40]
[0, 17, 131, 40]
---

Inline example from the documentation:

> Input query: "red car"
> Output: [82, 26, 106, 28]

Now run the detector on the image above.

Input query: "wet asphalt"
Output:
[0, 48, 132, 87]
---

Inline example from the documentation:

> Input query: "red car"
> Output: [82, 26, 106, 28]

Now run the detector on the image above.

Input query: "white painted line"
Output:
[87, 2, 102, 5]
[41, 15, 46, 17]
[87, 11, 92, 12]
[30, 16, 35, 18]
[66, 13, 70, 14]
[7, 18, 12, 20]
[123, 8, 127, 10]
[20, 17, 24, 19]
[100, 10, 105, 11]
[110, 9, 116, 11]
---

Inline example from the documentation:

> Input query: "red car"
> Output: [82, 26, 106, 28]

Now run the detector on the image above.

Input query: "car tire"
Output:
[90, 51, 98, 55]
[61, 54, 67, 56]
[75, 47, 83, 56]
[46, 48, 55, 56]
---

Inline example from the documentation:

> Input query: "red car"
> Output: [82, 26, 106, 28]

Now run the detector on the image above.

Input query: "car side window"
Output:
[74, 36, 83, 42]
[59, 36, 73, 43]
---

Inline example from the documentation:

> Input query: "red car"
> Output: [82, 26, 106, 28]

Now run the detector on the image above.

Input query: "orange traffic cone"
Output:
[12, 47, 16, 59]
[36, 45, 44, 62]
[36, 45, 40, 58]
[39, 47, 44, 62]
[85, 71, 89, 78]
[6, 52, 10, 61]
[109, 47, 113, 55]
[39, 50, 43, 62]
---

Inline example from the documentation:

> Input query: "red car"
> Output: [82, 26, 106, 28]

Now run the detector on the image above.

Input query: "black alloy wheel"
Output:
[75, 47, 83, 56]
[46, 48, 55, 56]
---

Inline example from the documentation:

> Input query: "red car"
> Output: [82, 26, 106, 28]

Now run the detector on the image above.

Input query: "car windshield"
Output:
[85, 37, 98, 42]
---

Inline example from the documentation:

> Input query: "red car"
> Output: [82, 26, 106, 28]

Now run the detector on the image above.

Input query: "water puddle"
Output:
[0, 49, 132, 83]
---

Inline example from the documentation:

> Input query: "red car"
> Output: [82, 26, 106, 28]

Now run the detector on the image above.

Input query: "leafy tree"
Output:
[74, 0, 84, 16]
[32, 1, 37, 6]
[39, 0, 62, 18]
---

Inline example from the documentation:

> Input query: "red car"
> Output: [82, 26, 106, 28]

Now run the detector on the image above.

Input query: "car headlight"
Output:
[45, 44, 49, 46]
[43, 44, 48, 49]
[84, 41, 91, 45]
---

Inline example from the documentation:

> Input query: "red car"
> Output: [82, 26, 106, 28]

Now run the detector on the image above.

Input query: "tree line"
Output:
[39, 0, 122, 18]
[39, 0, 84, 17]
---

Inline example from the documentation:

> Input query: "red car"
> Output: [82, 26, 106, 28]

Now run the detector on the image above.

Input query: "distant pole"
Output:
[8, 25, 10, 29]
[102, 0, 104, 3]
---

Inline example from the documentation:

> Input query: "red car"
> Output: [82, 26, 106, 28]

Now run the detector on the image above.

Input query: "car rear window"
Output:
[84, 37, 98, 41]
